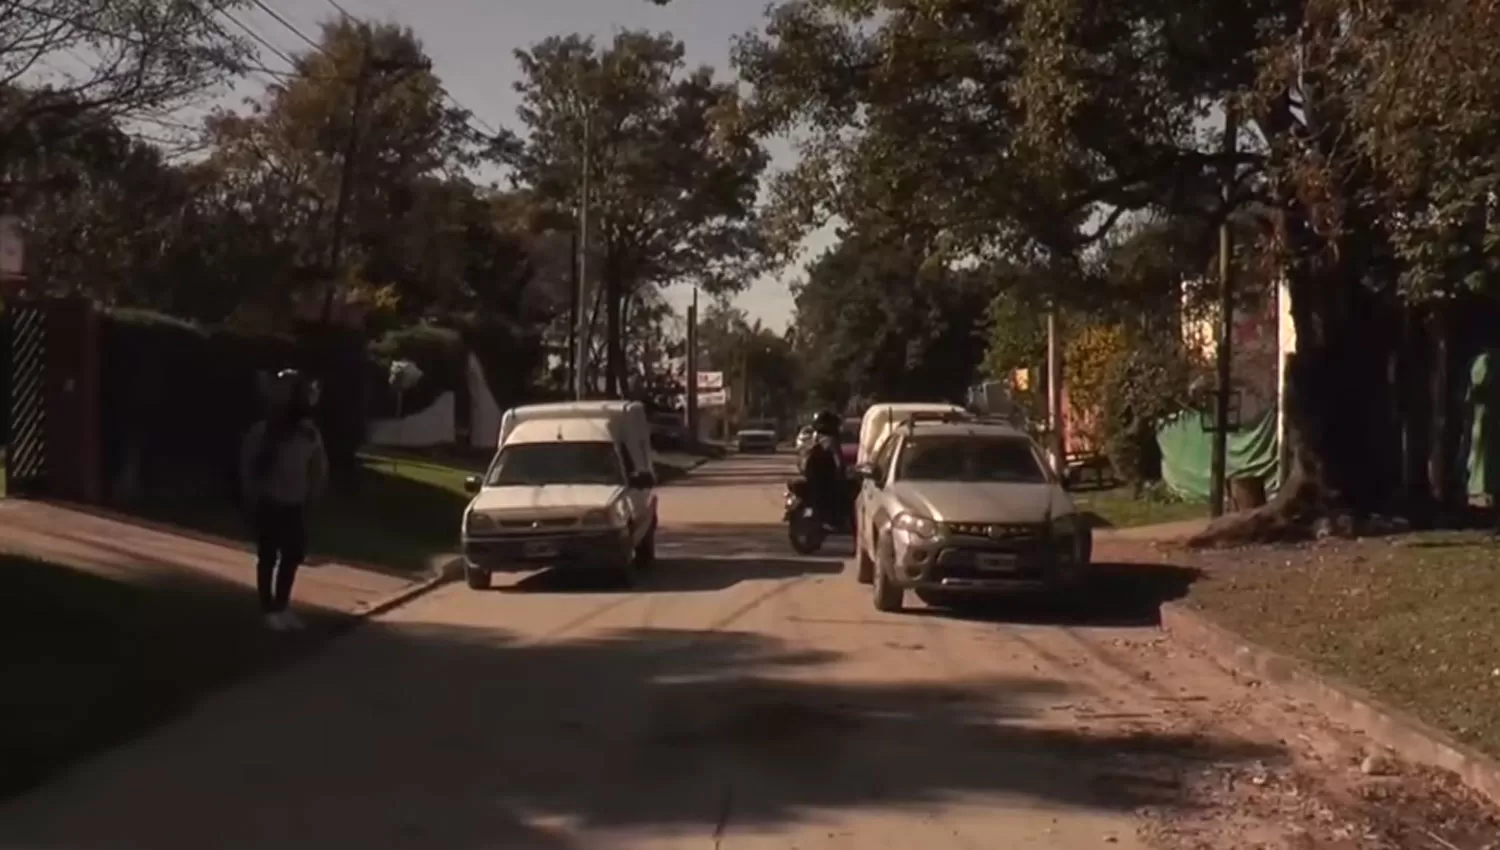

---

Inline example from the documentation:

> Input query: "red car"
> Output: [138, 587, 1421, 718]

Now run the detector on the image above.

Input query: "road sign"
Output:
[696, 371, 723, 390]
[698, 389, 727, 407]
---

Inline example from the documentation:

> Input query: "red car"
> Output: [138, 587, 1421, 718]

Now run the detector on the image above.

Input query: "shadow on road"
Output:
[491, 524, 847, 594]
[913, 562, 1202, 628]
[667, 453, 798, 489]
[0, 622, 1287, 849]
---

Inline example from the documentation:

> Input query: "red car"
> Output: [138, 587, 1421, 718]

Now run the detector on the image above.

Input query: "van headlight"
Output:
[582, 502, 629, 528]
[465, 511, 495, 534]
[892, 512, 937, 539]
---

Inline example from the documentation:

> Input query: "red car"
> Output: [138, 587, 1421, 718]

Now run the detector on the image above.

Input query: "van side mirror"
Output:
[629, 471, 656, 489]
[463, 475, 481, 494]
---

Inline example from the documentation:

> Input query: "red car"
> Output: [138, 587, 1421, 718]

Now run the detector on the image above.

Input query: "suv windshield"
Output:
[894, 435, 1048, 484]
[487, 442, 624, 487]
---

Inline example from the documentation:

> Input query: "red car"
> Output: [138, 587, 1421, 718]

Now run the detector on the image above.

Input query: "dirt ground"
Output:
[1, 454, 1496, 849]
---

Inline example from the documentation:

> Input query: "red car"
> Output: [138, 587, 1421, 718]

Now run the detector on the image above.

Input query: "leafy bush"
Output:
[1099, 333, 1196, 486]
[1064, 321, 1129, 449]
[98, 309, 309, 500]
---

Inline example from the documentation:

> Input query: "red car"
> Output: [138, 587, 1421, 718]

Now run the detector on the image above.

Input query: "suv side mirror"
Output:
[629, 471, 656, 489]
[463, 475, 481, 494]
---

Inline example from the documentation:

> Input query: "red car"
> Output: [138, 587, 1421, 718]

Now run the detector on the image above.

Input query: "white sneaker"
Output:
[279, 611, 305, 631]
[264, 612, 287, 631]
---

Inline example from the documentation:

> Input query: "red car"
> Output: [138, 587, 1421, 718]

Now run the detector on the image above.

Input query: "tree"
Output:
[1, 0, 253, 193]
[792, 229, 989, 410]
[736, 0, 1479, 537]
[501, 31, 770, 395]
[201, 17, 485, 320]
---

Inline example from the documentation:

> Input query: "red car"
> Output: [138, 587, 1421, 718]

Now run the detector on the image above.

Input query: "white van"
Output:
[460, 400, 658, 589]
[855, 402, 971, 466]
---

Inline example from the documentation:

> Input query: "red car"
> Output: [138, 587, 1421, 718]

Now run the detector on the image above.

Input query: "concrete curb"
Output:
[1160, 601, 1500, 807]
[344, 556, 462, 623]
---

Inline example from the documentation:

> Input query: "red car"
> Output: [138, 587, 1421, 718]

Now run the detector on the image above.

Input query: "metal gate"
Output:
[6, 302, 47, 496]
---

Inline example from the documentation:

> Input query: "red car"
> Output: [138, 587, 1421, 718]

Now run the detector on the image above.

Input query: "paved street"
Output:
[0, 454, 1416, 848]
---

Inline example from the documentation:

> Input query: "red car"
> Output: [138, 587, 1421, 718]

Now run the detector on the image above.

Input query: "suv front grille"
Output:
[944, 522, 1044, 543]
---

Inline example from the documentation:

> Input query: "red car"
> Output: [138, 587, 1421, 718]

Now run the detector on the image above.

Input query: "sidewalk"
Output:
[0, 500, 420, 616]
[1094, 516, 1209, 544]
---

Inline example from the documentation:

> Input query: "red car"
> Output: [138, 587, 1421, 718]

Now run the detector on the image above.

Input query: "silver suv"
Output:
[852, 419, 1092, 612]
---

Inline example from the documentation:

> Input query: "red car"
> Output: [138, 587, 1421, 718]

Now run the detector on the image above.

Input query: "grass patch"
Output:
[1186, 530, 1500, 758]
[130, 455, 471, 576]
[0, 555, 335, 798]
[1072, 485, 1208, 529]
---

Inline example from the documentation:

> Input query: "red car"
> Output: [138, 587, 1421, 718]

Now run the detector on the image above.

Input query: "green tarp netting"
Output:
[1156, 408, 1280, 502]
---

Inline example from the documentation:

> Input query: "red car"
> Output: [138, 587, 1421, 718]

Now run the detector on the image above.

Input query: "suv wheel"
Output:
[465, 567, 492, 590]
[854, 534, 874, 585]
[872, 542, 904, 612]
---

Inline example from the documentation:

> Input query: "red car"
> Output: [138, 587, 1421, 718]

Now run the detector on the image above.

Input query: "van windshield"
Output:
[487, 442, 624, 487]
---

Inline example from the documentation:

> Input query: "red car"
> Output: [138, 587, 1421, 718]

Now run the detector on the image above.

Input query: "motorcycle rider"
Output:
[801, 410, 848, 529]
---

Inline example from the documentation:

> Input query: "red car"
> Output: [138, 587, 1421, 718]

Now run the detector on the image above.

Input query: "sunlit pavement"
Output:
[0, 449, 1310, 849]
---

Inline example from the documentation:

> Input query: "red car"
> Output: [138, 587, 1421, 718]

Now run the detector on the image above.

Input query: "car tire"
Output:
[872, 539, 904, 613]
[855, 535, 874, 585]
[465, 567, 492, 590]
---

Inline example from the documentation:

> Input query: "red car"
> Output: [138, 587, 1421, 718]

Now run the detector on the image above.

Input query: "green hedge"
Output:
[98, 310, 367, 502]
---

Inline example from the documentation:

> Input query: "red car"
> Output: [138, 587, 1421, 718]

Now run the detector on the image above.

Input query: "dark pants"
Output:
[254, 501, 307, 613]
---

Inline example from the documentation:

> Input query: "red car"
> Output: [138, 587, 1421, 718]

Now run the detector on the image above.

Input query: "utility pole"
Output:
[320, 29, 426, 325]
[1046, 307, 1064, 475]
[320, 28, 374, 326]
[572, 109, 592, 400]
[566, 228, 579, 392]
[1209, 106, 1239, 518]
[686, 286, 698, 445]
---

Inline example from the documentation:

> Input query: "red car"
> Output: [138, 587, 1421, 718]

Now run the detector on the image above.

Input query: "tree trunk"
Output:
[1192, 234, 1398, 545]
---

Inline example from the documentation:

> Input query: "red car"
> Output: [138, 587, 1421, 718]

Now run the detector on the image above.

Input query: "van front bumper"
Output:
[462, 529, 633, 572]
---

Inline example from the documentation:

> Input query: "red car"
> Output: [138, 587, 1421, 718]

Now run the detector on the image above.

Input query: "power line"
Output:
[248, 0, 323, 54]
[307, 0, 502, 138]
[8, 0, 337, 82]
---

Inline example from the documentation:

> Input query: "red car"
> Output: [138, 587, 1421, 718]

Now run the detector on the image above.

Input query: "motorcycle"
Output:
[783, 476, 857, 555]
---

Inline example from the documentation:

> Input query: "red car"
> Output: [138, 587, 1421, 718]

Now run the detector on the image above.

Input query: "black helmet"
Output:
[812, 410, 840, 435]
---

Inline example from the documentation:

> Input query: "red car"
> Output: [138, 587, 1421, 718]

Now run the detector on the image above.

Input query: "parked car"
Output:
[852, 417, 1091, 612]
[461, 401, 659, 590]
[735, 419, 780, 453]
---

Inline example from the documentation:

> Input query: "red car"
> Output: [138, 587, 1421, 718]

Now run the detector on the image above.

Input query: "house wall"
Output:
[368, 353, 503, 449]
[1180, 279, 1281, 423]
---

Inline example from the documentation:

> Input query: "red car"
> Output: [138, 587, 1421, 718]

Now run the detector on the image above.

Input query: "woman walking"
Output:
[240, 369, 328, 631]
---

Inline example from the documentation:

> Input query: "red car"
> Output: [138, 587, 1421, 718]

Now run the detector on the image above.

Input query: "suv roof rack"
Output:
[899, 411, 1024, 430]
[899, 410, 976, 427]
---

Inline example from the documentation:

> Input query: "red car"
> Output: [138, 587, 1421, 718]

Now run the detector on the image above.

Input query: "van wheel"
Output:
[635, 523, 657, 570]
[465, 567, 492, 590]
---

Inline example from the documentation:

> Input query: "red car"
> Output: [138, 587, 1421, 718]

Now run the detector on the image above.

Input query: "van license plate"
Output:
[975, 553, 1017, 572]
[523, 541, 559, 559]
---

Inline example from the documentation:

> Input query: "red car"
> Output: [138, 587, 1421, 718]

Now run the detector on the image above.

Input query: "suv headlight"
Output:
[892, 512, 937, 539]
[465, 511, 495, 534]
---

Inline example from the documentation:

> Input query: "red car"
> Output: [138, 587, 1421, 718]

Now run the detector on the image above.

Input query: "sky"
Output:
[199, 0, 818, 331]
